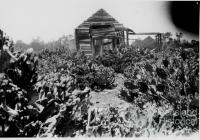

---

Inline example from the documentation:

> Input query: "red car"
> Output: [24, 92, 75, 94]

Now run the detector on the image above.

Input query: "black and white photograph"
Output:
[0, 0, 199, 137]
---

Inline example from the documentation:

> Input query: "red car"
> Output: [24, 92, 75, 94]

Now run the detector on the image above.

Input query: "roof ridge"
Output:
[86, 8, 118, 22]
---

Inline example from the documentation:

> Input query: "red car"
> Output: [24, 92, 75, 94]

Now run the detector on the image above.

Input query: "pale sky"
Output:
[0, 0, 198, 43]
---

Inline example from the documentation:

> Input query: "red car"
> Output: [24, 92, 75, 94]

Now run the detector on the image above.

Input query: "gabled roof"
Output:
[77, 8, 125, 30]
[86, 8, 118, 22]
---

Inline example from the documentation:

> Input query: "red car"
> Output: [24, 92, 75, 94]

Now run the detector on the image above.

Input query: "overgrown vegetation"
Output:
[0, 29, 199, 137]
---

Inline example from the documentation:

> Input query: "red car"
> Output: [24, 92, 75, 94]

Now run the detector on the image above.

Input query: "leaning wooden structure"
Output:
[75, 9, 134, 56]
[75, 8, 162, 56]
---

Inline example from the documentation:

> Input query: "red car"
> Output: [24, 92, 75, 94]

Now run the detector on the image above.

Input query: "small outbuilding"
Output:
[75, 8, 134, 56]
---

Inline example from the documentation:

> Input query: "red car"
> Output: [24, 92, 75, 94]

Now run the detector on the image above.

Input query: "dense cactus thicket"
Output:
[0, 30, 199, 137]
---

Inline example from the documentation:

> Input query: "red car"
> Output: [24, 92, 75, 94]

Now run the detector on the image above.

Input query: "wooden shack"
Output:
[75, 9, 134, 56]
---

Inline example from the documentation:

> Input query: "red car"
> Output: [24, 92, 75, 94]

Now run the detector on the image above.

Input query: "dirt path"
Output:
[89, 74, 132, 109]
